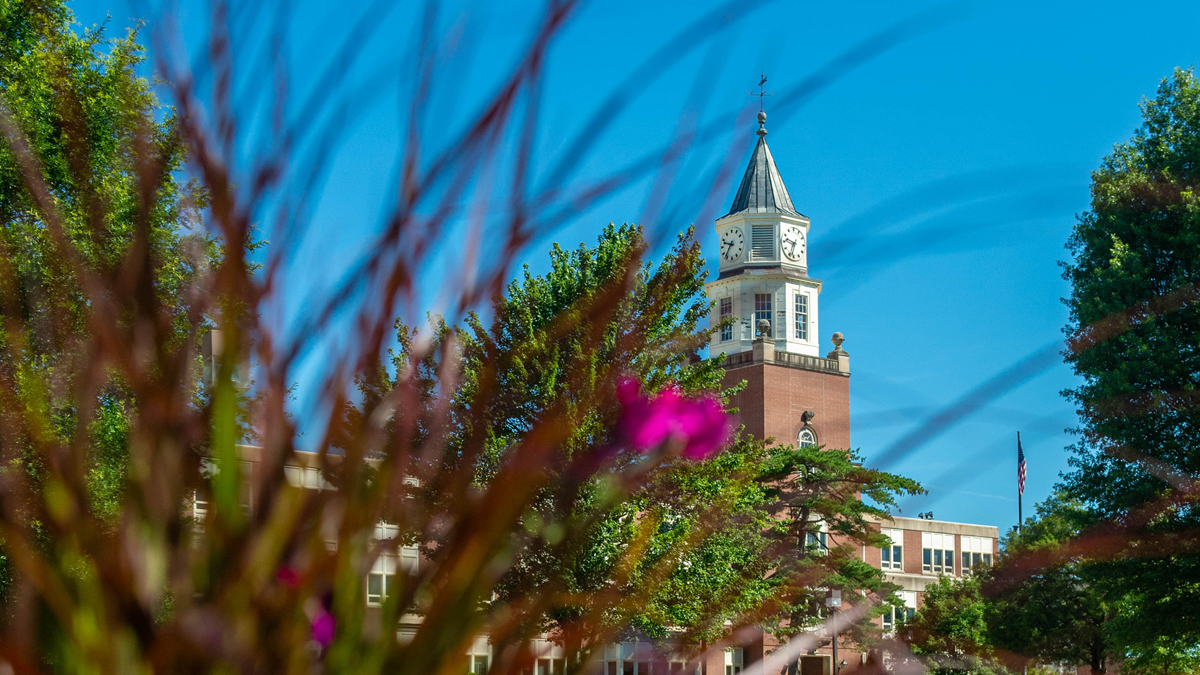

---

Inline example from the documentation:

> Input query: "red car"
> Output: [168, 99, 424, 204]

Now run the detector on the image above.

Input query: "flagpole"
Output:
[1017, 431, 1023, 535]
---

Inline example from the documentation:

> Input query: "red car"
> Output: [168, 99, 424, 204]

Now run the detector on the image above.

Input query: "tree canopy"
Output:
[0, 0, 215, 596]
[1060, 66, 1200, 658]
[913, 68, 1200, 675]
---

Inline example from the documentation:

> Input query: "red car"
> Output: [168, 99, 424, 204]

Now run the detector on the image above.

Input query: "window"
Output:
[719, 297, 733, 342]
[806, 521, 828, 552]
[794, 294, 809, 340]
[606, 643, 653, 675]
[725, 648, 744, 675]
[366, 571, 394, 606]
[467, 636, 491, 674]
[669, 662, 700, 675]
[192, 491, 208, 521]
[798, 428, 817, 448]
[401, 545, 419, 573]
[750, 225, 773, 260]
[284, 465, 333, 490]
[536, 659, 564, 675]
[196, 459, 254, 515]
[960, 536, 994, 573]
[921, 532, 955, 575]
[880, 528, 903, 570]
[755, 294, 772, 337]
[367, 522, 418, 605]
[882, 591, 917, 633]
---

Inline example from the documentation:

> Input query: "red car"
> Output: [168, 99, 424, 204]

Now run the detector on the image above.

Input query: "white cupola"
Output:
[706, 110, 823, 358]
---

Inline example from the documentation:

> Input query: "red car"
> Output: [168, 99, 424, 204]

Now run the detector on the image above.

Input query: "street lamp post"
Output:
[825, 590, 841, 675]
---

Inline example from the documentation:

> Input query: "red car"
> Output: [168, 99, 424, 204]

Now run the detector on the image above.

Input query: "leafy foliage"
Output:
[0, 0, 215, 615]
[988, 495, 1116, 674]
[1059, 66, 1200, 657]
[910, 493, 1180, 675]
[904, 574, 1007, 675]
[759, 443, 922, 645]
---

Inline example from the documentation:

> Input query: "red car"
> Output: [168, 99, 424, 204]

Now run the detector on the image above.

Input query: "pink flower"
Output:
[311, 608, 336, 648]
[616, 377, 735, 460]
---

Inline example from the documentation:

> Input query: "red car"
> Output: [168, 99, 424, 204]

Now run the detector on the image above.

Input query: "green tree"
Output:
[903, 575, 1008, 675]
[759, 442, 922, 649]
[0, 0, 214, 605]
[987, 495, 1117, 674]
[1060, 67, 1200, 653]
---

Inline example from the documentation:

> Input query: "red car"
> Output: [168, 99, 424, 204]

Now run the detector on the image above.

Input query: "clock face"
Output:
[781, 224, 806, 261]
[720, 227, 745, 262]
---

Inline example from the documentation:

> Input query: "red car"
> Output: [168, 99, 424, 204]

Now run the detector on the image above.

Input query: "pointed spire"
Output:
[725, 110, 801, 218]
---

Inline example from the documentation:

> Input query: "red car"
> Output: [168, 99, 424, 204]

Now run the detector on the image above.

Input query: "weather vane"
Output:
[748, 73, 773, 112]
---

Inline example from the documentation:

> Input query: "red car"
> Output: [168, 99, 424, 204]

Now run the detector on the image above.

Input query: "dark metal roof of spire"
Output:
[724, 111, 802, 218]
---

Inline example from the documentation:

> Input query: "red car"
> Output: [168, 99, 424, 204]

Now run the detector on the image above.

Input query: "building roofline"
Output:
[871, 514, 1000, 537]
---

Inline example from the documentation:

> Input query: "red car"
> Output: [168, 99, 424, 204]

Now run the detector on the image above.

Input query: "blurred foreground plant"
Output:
[0, 1, 782, 674]
[0, 0, 939, 673]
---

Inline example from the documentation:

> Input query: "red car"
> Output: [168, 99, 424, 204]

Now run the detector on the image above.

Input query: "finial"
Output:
[748, 73, 773, 136]
[756, 318, 771, 338]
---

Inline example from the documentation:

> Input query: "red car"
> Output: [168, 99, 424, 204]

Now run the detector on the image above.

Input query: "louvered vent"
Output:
[751, 225, 774, 260]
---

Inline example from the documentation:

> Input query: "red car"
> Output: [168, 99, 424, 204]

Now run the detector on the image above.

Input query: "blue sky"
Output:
[72, 0, 1200, 534]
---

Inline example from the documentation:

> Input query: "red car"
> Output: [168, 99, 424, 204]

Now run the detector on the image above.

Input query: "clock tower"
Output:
[707, 111, 851, 450]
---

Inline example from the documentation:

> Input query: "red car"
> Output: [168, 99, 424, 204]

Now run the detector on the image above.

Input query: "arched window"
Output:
[798, 428, 817, 448]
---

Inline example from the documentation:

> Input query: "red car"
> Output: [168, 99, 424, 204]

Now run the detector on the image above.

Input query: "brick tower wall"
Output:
[721, 362, 851, 450]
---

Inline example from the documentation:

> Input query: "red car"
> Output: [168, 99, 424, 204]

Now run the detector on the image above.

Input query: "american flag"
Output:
[1017, 433, 1027, 496]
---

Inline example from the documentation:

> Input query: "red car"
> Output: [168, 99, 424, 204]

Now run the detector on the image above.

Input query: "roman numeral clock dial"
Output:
[720, 227, 745, 262]
[781, 224, 806, 262]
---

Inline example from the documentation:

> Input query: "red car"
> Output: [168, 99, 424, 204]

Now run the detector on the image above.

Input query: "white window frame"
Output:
[754, 293, 772, 337]
[719, 297, 733, 342]
[880, 528, 903, 571]
[284, 465, 334, 490]
[794, 293, 808, 341]
[531, 639, 566, 675]
[467, 636, 492, 674]
[921, 532, 956, 575]
[192, 490, 208, 521]
[367, 522, 419, 606]
[960, 535, 993, 573]
[196, 459, 253, 515]
[806, 520, 829, 553]
[882, 591, 917, 634]
[668, 661, 701, 675]
[366, 568, 394, 606]
[605, 643, 654, 675]
[798, 428, 817, 448]
[725, 648, 744, 675]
